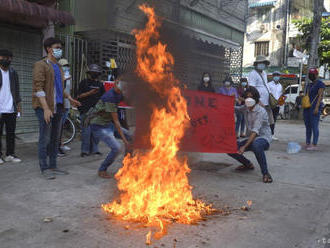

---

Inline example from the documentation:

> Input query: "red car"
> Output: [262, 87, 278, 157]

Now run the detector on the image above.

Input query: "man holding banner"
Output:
[228, 86, 273, 183]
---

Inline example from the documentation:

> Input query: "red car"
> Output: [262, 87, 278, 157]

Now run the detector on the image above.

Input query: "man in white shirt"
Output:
[268, 71, 283, 140]
[247, 55, 274, 128]
[0, 49, 22, 164]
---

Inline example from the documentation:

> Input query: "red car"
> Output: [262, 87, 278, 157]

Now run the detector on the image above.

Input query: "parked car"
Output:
[323, 82, 330, 116]
[283, 84, 299, 104]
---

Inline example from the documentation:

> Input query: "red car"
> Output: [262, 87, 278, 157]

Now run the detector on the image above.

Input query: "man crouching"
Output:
[228, 86, 273, 183]
[85, 80, 132, 179]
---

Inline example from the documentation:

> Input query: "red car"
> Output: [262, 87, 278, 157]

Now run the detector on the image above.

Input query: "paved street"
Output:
[0, 119, 330, 248]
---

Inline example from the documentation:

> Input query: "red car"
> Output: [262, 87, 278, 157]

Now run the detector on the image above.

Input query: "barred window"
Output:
[255, 41, 269, 57]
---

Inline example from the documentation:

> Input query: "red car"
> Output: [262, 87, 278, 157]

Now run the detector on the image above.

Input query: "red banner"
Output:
[134, 89, 238, 153]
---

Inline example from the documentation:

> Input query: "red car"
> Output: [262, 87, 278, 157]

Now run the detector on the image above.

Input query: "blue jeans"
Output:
[303, 108, 321, 145]
[228, 138, 270, 175]
[35, 107, 63, 171]
[91, 123, 132, 172]
[235, 110, 245, 135]
[80, 113, 99, 154]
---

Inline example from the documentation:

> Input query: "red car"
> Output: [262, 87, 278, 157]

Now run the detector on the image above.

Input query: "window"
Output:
[291, 87, 298, 94]
[255, 41, 269, 57]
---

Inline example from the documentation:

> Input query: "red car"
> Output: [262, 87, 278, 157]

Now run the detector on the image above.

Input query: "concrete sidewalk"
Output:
[0, 119, 330, 248]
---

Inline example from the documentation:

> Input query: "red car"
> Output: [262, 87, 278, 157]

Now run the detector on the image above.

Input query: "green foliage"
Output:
[292, 17, 330, 65]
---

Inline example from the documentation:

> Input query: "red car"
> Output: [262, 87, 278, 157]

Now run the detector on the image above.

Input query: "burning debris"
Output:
[101, 4, 214, 244]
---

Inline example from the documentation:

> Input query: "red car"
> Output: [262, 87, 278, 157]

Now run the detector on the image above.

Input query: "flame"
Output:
[146, 231, 152, 245]
[102, 4, 213, 239]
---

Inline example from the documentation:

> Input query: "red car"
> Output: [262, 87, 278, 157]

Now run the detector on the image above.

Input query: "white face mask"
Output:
[224, 81, 231, 87]
[203, 77, 210, 83]
[52, 48, 63, 60]
[245, 97, 256, 107]
[256, 63, 266, 71]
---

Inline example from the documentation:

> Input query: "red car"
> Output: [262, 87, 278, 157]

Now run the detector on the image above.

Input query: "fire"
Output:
[102, 4, 213, 242]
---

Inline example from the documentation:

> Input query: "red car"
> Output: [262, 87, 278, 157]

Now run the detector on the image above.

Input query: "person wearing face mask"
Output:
[32, 37, 81, 180]
[77, 64, 106, 157]
[247, 55, 274, 129]
[235, 78, 248, 138]
[0, 49, 22, 164]
[57, 58, 72, 156]
[84, 79, 132, 178]
[228, 86, 273, 183]
[217, 77, 238, 98]
[198, 72, 215, 92]
[303, 68, 325, 151]
[268, 71, 283, 140]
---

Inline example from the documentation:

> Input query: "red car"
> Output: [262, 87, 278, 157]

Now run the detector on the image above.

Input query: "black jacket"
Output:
[0, 67, 22, 112]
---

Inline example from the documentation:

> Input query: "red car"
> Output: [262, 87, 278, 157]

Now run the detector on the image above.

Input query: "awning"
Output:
[0, 0, 75, 25]
[249, 1, 276, 8]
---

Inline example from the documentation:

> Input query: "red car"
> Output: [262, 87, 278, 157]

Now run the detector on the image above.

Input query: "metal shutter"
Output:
[0, 25, 42, 134]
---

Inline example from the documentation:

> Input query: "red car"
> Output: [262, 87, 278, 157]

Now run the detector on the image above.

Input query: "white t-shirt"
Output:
[268, 80, 283, 100]
[248, 69, 270, 106]
[0, 69, 14, 113]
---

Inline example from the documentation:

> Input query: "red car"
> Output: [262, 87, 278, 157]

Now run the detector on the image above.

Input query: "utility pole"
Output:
[307, 0, 324, 68]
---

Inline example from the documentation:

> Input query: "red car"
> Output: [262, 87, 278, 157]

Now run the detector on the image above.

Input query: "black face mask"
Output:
[0, 59, 11, 68]
[308, 73, 317, 81]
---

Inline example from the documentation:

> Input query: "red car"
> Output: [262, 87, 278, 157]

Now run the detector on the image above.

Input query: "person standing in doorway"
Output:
[32, 37, 80, 179]
[268, 71, 283, 140]
[77, 64, 105, 157]
[303, 68, 325, 151]
[247, 56, 275, 129]
[217, 77, 238, 98]
[0, 49, 22, 164]
[197, 72, 215, 93]
[57, 58, 72, 156]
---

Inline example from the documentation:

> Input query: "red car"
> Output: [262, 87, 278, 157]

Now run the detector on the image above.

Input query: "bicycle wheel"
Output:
[62, 117, 76, 145]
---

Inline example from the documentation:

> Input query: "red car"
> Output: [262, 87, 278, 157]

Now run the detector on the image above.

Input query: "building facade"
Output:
[243, 0, 314, 75]
[0, 0, 74, 134]
[57, 0, 249, 88]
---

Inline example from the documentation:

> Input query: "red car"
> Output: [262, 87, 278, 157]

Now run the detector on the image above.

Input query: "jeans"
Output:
[80, 113, 99, 154]
[35, 107, 63, 171]
[270, 107, 280, 135]
[235, 110, 245, 136]
[303, 108, 321, 145]
[91, 123, 132, 172]
[0, 113, 17, 157]
[228, 138, 270, 175]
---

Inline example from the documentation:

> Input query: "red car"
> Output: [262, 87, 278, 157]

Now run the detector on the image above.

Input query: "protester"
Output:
[235, 78, 248, 138]
[0, 49, 22, 164]
[58, 58, 72, 156]
[268, 71, 283, 140]
[303, 68, 325, 151]
[84, 80, 132, 178]
[247, 55, 275, 129]
[228, 86, 273, 183]
[217, 77, 238, 98]
[197, 72, 215, 92]
[32, 37, 80, 179]
[77, 64, 105, 157]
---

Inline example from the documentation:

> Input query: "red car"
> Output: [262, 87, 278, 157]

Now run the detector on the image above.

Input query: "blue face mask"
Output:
[256, 63, 266, 71]
[53, 48, 63, 60]
[273, 76, 280, 82]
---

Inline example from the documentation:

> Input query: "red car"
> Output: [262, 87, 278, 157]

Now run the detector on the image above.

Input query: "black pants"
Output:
[0, 113, 17, 157]
[270, 107, 280, 135]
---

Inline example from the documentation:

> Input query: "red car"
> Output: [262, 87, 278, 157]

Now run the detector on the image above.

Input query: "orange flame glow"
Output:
[102, 4, 213, 240]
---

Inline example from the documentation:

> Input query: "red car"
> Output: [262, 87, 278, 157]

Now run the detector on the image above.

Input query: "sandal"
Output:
[235, 164, 254, 171]
[263, 173, 273, 183]
[98, 171, 112, 179]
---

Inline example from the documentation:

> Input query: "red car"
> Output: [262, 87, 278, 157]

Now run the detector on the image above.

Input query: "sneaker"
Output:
[4, 155, 21, 163]
[80, 152, 89, 157]
[306, 145, 319, 151]
[50, 168, 69, 175]
[0, 158, 4, 165]
[41, 170, 56, 180]
[272, 135, 279, 141]
[61, 145, 71, 151]
[57, 149, 66, 157]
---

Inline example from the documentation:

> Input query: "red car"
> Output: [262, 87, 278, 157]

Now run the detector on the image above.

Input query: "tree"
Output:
[292, 2, 330, 67]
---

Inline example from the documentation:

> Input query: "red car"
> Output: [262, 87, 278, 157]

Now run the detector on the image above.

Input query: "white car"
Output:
[283, 84, 299, 104]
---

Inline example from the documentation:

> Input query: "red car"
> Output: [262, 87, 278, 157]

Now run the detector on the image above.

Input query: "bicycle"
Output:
[62, 107, 81, 145]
